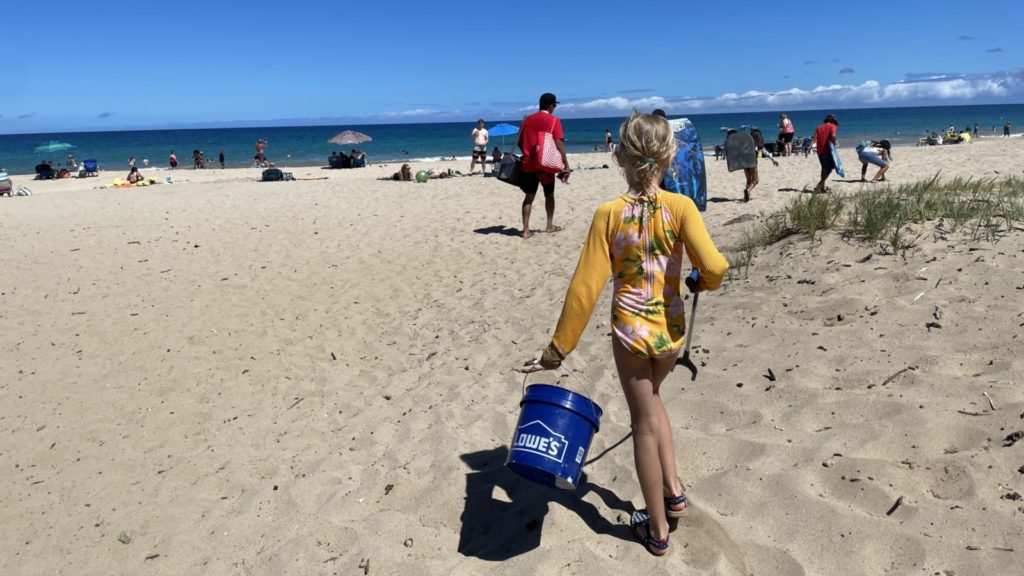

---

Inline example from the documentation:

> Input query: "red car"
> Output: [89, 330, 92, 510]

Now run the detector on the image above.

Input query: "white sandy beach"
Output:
[2, 138, 1023, 575]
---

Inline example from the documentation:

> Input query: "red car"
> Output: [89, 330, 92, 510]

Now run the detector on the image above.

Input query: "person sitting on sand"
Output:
[127, 166, 145, 184]
[857, 139, 892, 183]
[389, 164, 413, 181]
[525, 110, 728, 557]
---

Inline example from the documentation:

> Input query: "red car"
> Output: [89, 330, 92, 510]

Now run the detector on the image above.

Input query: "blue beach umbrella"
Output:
[488, 123, 519, 150]
[34, 141, 76, 154]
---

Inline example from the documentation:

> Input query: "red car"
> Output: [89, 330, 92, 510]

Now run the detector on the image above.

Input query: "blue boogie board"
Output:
[830, 142, 845, 178]
[661, 118, 708, 211]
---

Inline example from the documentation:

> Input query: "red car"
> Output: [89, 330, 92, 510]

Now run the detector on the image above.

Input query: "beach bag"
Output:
[534, 116, 564, 174]
[261, 168, 283, 182]
[497, 154, 522, 186]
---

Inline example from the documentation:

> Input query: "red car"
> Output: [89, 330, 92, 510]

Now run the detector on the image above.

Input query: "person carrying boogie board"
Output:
[653, 109, 707, 211]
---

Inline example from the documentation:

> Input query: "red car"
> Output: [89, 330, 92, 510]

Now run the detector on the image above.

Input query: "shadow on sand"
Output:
[457, 446, 634, 561]
[473, 225, 522, 237]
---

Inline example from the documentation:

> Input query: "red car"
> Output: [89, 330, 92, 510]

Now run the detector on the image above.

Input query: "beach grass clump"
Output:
[722, 174, 1024, 274]
[786, 192, 845, 242]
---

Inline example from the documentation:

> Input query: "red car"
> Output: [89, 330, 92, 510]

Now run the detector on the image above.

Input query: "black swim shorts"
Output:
[817, 152, 835, 172]
[518, 171, 555, 197]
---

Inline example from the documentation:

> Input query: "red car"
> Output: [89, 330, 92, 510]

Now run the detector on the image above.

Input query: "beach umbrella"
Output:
[34, 141, 76, 154]
[327, 130, 372, 146]
[488, 123, 519, 150]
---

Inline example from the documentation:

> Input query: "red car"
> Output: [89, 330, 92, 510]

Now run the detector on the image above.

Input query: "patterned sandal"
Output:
[630, 509, 670, 556]
[665, 492, 689, 518]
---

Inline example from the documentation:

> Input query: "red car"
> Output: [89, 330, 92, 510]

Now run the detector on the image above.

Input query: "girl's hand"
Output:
[519, 347, 562, 372]
[519, 358, 545, 373]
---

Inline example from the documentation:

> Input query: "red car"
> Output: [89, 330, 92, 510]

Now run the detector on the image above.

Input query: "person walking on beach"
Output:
[169, 151, 178, 169]
[973, 123, 979, 138]
[605, 129, 613, 152]
[1003, 122, 1012, 137]
[857, 139, 892, 183]
[813, 114, 839, 193]
[128, 155, 136, 169]
[219, 149, 225, 169]
[470, 119, 489, 174]
[525, 110, 728, 556]
[516, 92, 569, 239]
[778, 113, 795, 156]
[744, 128, 778, 202]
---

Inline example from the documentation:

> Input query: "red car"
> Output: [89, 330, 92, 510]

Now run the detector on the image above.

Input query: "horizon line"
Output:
[3, 101, 1024, 137]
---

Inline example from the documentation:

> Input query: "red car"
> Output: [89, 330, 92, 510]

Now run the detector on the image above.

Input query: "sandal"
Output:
[665, 492, 689, 518]
[630, 509, 670, 556]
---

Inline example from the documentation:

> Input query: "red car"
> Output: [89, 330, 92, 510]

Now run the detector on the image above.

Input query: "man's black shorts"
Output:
[817, 152, 835, 172]
[519, 171, 555, 197]
[780, 132, 794, 144]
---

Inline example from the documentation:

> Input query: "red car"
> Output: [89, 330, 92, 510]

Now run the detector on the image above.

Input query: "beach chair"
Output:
[0, 169, 12, 196]
[80, 159, 99, 177]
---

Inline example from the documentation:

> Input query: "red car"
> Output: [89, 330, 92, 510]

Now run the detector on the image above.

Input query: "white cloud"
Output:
[373, 108, 440, 118]
[549, 69, 1024, 116]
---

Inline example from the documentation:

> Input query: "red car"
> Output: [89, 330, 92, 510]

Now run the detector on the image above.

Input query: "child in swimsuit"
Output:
[529, 110, 728, 556]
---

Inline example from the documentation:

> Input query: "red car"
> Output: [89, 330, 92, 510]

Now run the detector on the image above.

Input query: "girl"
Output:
[744, 129, 778, 202]
[526, 111, 728, 555]
[857, 139, 892, 183]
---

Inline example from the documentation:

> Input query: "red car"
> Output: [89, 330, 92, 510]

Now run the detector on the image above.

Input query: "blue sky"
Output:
[1, 0, 1022, 133]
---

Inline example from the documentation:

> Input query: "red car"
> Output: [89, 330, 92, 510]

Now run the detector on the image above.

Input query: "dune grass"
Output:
[724, 175, 1024, 278]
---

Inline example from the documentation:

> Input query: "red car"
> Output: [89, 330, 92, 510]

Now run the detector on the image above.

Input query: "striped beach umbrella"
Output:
[327, 130, 372, 146]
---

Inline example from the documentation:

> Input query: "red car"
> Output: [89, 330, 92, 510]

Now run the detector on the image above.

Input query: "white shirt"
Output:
[472, 128, 489, 146]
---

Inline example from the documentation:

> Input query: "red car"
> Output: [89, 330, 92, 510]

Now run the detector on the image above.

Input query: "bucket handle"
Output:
[521, 359, 600, 422]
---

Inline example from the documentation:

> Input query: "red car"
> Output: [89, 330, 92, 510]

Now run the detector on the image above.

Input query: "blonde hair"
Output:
[613, 110, 675, 192]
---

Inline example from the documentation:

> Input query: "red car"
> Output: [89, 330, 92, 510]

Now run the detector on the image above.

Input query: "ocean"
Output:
[1, 104, 1021, 176]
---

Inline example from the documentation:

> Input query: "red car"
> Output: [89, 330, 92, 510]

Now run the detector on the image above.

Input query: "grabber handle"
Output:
[685, 269, 700, 294]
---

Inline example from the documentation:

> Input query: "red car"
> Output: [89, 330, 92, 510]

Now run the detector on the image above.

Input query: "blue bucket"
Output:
[506, 383, 602, 489]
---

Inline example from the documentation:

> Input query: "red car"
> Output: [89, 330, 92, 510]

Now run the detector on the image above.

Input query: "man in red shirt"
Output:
[516, 92, 569, 239]
[814, 114, 839, 193]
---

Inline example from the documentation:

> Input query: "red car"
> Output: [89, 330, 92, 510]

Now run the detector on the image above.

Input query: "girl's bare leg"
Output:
[613, 338, 681, 542]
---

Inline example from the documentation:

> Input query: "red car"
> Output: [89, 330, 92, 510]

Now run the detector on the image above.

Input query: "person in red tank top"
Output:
[515, 93, 569, 239]
[814, 114, 839, 193]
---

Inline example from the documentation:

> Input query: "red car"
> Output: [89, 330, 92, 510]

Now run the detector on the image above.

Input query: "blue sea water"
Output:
[1, 104, 1021, 176]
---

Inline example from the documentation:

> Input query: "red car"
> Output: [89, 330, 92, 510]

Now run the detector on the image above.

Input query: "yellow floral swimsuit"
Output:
[549, 190, 728, 359]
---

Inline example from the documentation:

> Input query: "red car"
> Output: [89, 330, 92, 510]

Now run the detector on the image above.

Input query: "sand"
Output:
[1, 138, 1022, 575]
